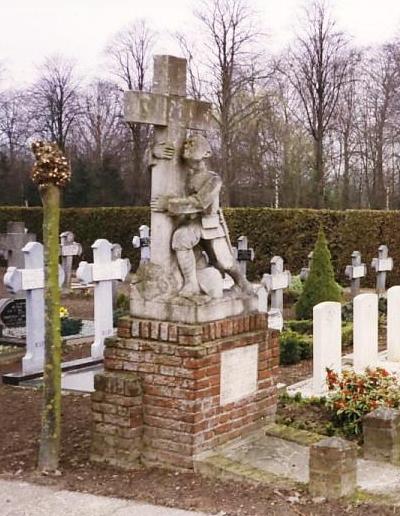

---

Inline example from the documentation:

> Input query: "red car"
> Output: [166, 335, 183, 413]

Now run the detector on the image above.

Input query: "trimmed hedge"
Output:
[0, 206, 398, 286]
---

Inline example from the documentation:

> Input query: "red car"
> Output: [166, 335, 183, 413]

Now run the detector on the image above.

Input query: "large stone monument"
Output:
[91, 55, 278, 471]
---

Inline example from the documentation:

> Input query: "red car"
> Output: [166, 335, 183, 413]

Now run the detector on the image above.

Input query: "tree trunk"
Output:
[341, 135, 350, 209]
[38, 183, 62, 473]
[312, 137, 324, 208]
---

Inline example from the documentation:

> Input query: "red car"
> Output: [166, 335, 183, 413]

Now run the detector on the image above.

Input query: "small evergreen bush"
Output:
[295, 228, 342, 320]
[280, 330, 312, 365]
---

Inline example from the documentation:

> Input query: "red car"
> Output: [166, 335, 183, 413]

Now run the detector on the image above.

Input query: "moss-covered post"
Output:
[31, 141, 71, 473]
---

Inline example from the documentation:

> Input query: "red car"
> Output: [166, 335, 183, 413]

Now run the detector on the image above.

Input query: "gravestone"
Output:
[0, 221, 36, 268]
[261, 256, 291, 312]
[344, 251, 367, 297]
[387, 286, 400, 362]
[300, 251, 313, 282]
[60, 231, 82, 291]
[353, 293, 378, 372]
[76, 239, 131, 358]
[111, 243, 123, 308]
[371, 245, 393, 294]
[313, 302, 342, 394]
[132, 225, 151, 263]
[233, 236, 254, 278]
[0, 298, 26, 328]
[3, 242, 64, 374]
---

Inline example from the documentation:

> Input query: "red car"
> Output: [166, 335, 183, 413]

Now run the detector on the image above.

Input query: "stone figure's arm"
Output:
[167, 174, 222, 215]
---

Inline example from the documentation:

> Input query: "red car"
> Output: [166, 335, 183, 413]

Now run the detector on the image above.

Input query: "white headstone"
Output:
[220, 344, 258, 405]
[300, 251, 313, 282]
[233, 235, 254, 278]
[132, 225, 151, 263]
[353, 293, 378, 372]
[387, 286, 400, 362]
[60, 231, 82, 290]
[4, 242, 64, 374]
[371, 245, 393, 294]
[344, 251, 366, 297]
[312, 302, 342, 394]
[76, 239, 131, 358]
[0, 221, 36, 269]
[262, 256, 291, 312]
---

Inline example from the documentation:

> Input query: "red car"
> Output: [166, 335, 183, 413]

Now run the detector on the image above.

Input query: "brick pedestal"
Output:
[363, 407, 400, 464]
[91, 313, 278, 470]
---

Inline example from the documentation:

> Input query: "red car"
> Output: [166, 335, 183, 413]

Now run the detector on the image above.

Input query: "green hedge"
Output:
[0, 206, 398, 286]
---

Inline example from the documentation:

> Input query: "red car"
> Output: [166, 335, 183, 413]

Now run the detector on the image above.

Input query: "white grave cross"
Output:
[371, 245, 393, 294]
[4, 242, 64, 374]
[60, 231, 82, 290]
[233, 235, 254, 278]
[300, 251, 313, 282]
[345, 251, 366, 297]
[132, 225, 151, 263]
[262, 256, 291, 311]
[76, 239, 131, 358]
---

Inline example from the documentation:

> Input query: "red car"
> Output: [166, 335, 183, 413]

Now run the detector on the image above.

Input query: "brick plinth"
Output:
[91, 313, 279, 470]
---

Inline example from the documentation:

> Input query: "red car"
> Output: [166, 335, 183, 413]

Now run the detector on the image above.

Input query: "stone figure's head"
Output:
[182, 134, 212, 164]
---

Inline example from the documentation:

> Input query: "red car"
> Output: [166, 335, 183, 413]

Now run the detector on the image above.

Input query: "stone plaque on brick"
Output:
[220, 344, 258, 405]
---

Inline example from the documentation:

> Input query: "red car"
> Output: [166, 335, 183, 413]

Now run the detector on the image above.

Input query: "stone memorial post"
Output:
[261, 256, 291, 312]
[233, 236, 254, 279]
[371, 245, 393, 294]
[353, 293, 378, 372]
[60, 231, 82, 291]
[132, 225, 151, 263]
[313, 302, 342, 394]
[77, 239, 130, 358]
[344, 251, 367, 297]
[300, 251, 313, 282]
[111, 243, 122, 308]
[125, 55, 211, 283]
[4, 242, 64, 374]
[0, 221, 36, 268]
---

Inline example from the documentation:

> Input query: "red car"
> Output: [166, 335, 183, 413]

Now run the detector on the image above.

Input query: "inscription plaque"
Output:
[0, 298, 26, 328]
[220, 344, 258, 405]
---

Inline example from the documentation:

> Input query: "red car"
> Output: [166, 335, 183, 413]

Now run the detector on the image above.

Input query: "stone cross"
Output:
[111, 243, 122, 308]
[261, 256, 291, 311]
[371, 245, 393, 294]
[300, 251, 313, 282]
[60, 231, 82, 291]
[124, 55, 211, 278]
[4, 242, 64, 374]
[233, 235, 254, 278]
[132, 225, 151, 263]
[0, 221, 36, 268]
[76, 239, 131, 359]
[344, 251, 367, 297]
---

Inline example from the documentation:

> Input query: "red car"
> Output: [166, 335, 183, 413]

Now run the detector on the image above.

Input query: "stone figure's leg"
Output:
[211, 238, 254, 295]
[172, 223, 202, 296]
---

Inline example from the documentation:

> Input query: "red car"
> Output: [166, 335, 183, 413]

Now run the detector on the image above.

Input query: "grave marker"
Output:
[76, 239, 131, 358]
[233, 235, 254, 278]
[300, 251, 313, 282]
[60, 231, 82, 291]
[371, 245, 393, 294]
[345, 251, 367, 297]
[111, 243, 122, 308]
[261, 256, 291, 312]
[4, 242, 64, 374]
[313, 302, 342, 394]
[132, 225, 151, 263]
[0, 298, 26, 328]
[353, 293, 378, 372]
[387, 286, 400, 362]
[0, 221, 36, 268]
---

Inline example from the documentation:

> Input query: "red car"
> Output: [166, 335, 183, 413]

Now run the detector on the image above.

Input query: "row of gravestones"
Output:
[289, 287, 400, 397]
[2, 239, 130, 376]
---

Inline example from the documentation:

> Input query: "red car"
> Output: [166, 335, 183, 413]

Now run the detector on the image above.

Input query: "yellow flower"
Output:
[60, 306, 69, 319]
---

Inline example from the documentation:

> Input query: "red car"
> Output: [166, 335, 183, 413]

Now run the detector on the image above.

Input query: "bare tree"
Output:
[106, 20, 156, 204]
[30, 56, 81, 151]
[194, 0, 267, 205]
[286, 0, 353, 208]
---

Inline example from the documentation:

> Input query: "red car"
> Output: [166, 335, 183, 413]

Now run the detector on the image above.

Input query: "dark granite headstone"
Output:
[0, 298, 26, 328]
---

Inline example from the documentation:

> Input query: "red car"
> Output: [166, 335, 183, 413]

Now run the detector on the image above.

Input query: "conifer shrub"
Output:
[295, 228, 342, 320]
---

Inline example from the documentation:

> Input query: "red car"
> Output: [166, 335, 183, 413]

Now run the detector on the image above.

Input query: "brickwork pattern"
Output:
[91, 313, 278, 470]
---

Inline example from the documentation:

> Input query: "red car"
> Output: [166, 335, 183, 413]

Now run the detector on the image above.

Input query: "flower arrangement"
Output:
[326, 367, 400, 437]
[59, 306, 82, 337]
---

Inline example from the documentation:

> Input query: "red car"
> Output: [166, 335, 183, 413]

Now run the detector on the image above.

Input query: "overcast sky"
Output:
[2, 0, 400, 87]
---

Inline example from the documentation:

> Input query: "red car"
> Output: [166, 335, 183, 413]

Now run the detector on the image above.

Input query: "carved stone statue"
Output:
[152, 134, 253, 298]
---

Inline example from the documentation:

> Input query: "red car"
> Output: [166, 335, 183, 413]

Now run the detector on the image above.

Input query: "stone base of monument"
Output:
[90, 313, 278, 471]
[129, 289, 259, 324]
[2, 356, 102, 386]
